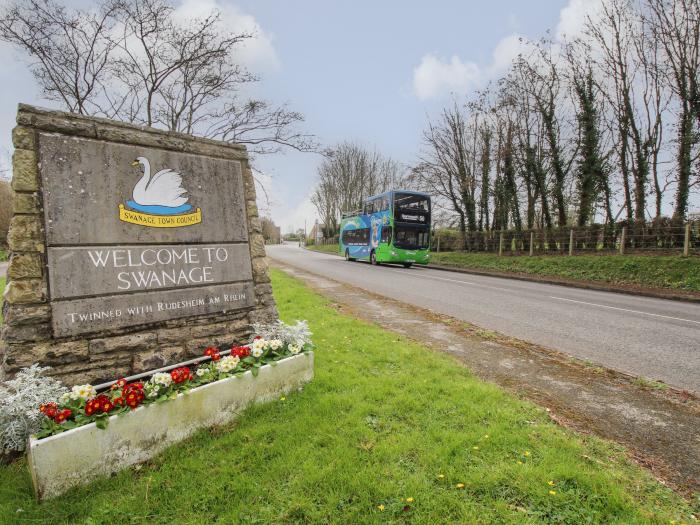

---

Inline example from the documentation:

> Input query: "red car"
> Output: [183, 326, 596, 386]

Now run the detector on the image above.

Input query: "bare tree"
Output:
[311, 143, 404, 236]
[0, 0, 119, 114]
[646, 0, 700, 220]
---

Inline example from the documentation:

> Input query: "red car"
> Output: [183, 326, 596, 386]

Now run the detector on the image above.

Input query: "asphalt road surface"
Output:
[268, 243, 700, 393]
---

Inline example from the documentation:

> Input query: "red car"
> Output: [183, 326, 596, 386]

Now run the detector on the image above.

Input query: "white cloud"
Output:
[556, 0, 609, 41]
[412, 54, 481, 100]
[174, 0, 280, 72]
[411, 0, 609, 101]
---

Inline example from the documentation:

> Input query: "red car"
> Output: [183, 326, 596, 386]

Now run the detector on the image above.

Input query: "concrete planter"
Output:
[27, 352, 314, 500]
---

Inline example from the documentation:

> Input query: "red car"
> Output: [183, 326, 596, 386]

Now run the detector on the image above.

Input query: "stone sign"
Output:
[1, 105, 277, 385]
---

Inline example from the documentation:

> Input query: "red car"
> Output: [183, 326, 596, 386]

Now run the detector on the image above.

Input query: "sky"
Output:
[0, 0, 627, 233]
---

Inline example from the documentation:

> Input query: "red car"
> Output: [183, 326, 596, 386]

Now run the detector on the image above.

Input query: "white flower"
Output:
[195, 366, 210, 377]
[288, 344, 301, 355]
[251, 346, 263, 358]
[151, 372, 172, 388]
[295, 339, 306, 350]
[268, 339, 283, 350]
[70, 384, 96, 400]
[59, 392, 71, 403]
[215, 355, 240, 373]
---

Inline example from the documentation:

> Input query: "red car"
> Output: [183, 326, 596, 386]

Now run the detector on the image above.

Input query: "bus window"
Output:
[381, 226, 391, 244]
[342, 228, 370, 246]
[394, 226, 429, 250]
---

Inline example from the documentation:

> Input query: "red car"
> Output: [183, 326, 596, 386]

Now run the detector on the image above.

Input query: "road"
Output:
[267, 243, 700, 393]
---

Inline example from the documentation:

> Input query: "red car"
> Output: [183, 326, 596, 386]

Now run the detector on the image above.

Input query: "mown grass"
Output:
[431, 252, 700, 292]
[306, 243, 339, 255]
[0, 269, 696, 524]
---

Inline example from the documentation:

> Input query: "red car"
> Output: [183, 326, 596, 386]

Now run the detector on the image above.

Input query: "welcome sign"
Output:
[39, 133, 254, 337]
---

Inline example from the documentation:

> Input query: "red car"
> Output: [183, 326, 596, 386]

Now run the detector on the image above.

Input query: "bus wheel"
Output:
[402, 262, 413, 268]
[345, 249, 355, 262]
[370, 251, 379, 265]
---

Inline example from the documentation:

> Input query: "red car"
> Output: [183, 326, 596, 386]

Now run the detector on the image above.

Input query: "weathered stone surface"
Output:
[132, 346, 186, 373]
[27, 353, 314, 500]
[12, 126, 35, 149]
[246, 199, 258, 218]
[89, 332, 157, 355]
[17, 105, 246, 159]
[252, 257, 270, 283]
[51, 282, 255, 337]
[7, 215, 44, 252]
[3, 304, 51, 326]
[158, 323, 228, 345]
[242, 167, 257, 202]
[12, 192, 41, 214]
[249, 234, 266, 258]
[2, 322, 51, 343]
[52, 353, 133, 386]
[39, 134, 248, 245]
[3, 279, 45, 304]
[11, 149, 38, 191]
[47, 243, 252, 299]
[248, 305, 278, 324]
[4, 340, 88, 369]
[7, 253, 43, 280]
[249, 216, 262, 234]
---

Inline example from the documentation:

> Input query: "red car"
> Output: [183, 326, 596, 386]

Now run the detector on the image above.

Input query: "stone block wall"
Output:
[0, 104, 277, 386]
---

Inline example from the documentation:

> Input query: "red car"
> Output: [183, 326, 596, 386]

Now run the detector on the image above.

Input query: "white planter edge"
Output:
[27, 352, 314, 500]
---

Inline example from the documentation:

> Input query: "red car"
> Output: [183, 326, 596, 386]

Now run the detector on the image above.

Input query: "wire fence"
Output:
[433, 220, 699, 256]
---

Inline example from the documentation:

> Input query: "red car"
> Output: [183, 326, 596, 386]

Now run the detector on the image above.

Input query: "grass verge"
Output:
[306, 243, 339, 255]
[431, 252, 700, 292]
[0, 269, 696, 523]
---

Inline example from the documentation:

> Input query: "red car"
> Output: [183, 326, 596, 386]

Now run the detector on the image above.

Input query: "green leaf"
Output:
[242, 356, 256, 365]
[251, 366, 259, 377]
[95, 416, 109, 430]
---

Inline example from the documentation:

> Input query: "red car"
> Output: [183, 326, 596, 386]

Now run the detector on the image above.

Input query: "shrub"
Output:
[0, 365, 67, 453]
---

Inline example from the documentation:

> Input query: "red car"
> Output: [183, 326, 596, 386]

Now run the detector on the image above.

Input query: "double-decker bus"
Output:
[339, 190, 431, 268]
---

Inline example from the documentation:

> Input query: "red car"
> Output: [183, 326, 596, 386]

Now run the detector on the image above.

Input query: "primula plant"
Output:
[35, 322, 313, 439]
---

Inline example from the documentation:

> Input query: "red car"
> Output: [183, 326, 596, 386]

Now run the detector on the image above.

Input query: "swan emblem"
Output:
[119, 156, 202, 227]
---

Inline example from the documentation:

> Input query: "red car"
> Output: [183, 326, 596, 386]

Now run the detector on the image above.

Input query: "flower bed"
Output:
[25, 321, 315, 500]
[35, 321, 312, 439]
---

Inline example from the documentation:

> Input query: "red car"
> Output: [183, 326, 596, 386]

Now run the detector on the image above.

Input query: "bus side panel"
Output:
[340, 216, 372, 260]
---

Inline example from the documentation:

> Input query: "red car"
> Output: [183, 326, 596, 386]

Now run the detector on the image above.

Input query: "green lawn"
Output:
[431, 252, 700, 292]
[0, 269, 695, 523]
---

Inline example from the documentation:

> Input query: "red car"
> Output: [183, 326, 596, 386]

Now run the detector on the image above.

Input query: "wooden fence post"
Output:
[619, 227, 626, 255]
[684, 222, 691, 257]
[529, 232, 534, 256]
[498, 231, 504, 256]
[569, 230, 574, 256]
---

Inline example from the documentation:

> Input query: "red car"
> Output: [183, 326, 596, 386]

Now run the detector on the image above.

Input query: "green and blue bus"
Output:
[339, 190, 431, 268]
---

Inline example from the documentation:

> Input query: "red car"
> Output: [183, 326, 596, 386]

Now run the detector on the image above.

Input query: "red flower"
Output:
[204, 347, 221, 361]
[85, 394, 114, 416]
[254, 335, 262, 340]
[54, 409, 73, 424]
[111, 378, 127, 390]
[232, 346, 250, 358]
[170, 367, 191, 384]
[113, 396, 124, 406]
[122, 382, 144, 396]
[40, 402, 58, 418]
[124, 388, 145, 409]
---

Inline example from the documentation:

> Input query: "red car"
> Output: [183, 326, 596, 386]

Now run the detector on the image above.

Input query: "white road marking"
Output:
[549, 296, 700, 325]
